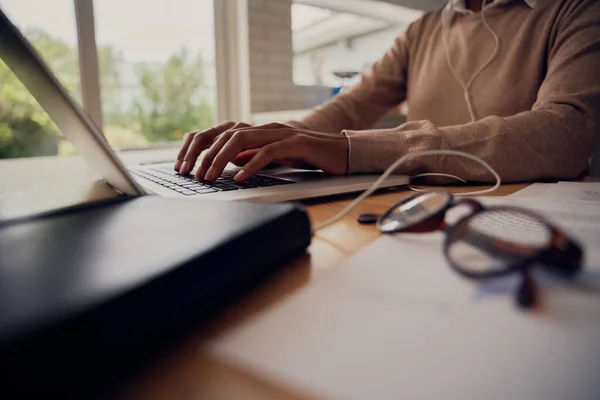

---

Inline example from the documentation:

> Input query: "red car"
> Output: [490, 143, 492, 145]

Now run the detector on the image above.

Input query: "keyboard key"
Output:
[194, 188, 218, 194]
[231, 181, 258, 189]
[212, 183, 238, 190]
[180, 190, 196, 195]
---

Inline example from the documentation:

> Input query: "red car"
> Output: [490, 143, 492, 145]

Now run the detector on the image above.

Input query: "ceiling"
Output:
[292, 0, 448, 54]
[379, 0, 448, 12]
[294, 0, 427, 24]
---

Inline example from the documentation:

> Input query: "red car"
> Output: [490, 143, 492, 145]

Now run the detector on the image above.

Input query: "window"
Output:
[0, 0, 81, 158]
[95, 0, 217, 149]
[291, 1, 422, 88]
[0, 0, 218, 159]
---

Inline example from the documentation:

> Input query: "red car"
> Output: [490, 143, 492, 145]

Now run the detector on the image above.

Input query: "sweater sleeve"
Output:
[288, 26, 411, 134]
[345, 0, 600, 182]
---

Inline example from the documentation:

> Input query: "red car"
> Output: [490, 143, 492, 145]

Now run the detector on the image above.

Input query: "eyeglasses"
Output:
[359, 190, 583, 309]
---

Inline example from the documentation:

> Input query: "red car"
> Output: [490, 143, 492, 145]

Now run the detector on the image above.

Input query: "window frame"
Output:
[73, 0, 103, 131]
[214, 0, 251, 123]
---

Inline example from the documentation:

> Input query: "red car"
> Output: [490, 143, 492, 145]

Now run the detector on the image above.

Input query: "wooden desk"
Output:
[115, 183, 528, 400]
[0, 153, 527, 399]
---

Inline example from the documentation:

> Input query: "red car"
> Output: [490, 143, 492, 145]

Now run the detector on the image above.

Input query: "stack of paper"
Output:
[209, 191, 600, 400]
[510, 181, 600, 202]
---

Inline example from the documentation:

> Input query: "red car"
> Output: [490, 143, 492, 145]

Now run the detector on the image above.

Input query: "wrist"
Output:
[343, 129, 407, 173]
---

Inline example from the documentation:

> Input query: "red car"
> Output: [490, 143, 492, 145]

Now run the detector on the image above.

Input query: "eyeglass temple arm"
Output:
[539, 231, 583, 277]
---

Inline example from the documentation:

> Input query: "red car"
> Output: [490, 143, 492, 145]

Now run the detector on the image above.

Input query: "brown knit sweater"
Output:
[291, 0, 600, 182]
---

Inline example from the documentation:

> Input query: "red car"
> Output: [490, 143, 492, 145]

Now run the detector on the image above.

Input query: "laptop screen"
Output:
[0, 7, 144, 199]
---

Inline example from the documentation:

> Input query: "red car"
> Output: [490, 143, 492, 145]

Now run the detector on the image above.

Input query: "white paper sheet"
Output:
[542, 181, 600, 202]
[209, 197, 600, 400]
[507, 183, 553, 198]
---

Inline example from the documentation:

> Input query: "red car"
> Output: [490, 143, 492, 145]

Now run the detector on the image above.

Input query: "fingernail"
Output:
[180, 161, 188, 174]
[206, 167, 216, 181]
[174, 160, 181, 171]
[234, 170, 246, 182]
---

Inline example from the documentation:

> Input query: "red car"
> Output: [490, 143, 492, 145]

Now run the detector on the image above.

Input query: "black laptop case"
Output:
[0, 196, 311, 397]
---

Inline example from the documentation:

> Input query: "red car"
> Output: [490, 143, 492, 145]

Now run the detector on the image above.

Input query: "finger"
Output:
[179, 128, 217, 175]
[196, 130, 236, 179]
[205, 128, 291, 180]
[231, 148, 261, 166]
[235, 139, 303, 181]
[174, 132, 196, 171]
[180, 121, 237, 175]
[196, 122, 250, 179]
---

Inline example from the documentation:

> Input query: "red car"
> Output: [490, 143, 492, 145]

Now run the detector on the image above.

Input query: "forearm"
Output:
[345, 105, 598, 182]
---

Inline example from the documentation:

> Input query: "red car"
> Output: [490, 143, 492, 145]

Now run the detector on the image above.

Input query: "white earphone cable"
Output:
[312, 150, 501, 233]
[408, 172, 466, 193]
[441, 0, 499, 122]
[411, 173, 467, 183]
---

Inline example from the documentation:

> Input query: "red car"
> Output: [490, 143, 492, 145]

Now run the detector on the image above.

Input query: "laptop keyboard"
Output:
[131, 166, 296, 195]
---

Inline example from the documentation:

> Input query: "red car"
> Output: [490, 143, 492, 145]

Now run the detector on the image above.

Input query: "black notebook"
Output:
[0, 196, 311, 397]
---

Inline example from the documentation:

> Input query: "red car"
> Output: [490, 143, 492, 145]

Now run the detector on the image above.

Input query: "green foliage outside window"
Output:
[0, 29, 214, 159]
[134, 48, 213, 142]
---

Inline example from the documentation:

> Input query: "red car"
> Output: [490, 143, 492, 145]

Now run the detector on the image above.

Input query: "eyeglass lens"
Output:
[378, 191, 451, 232]
[446, 209, 552, 276]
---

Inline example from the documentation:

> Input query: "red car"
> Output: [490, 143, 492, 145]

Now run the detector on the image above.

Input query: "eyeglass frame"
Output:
[369, 190, 583, 308]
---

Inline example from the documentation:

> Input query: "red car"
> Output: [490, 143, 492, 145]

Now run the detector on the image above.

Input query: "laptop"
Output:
[0, 8, 408, 202]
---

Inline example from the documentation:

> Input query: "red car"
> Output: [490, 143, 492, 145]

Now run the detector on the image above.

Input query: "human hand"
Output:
[174, 121, 251, 175]
[193, 122, 349, 181]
